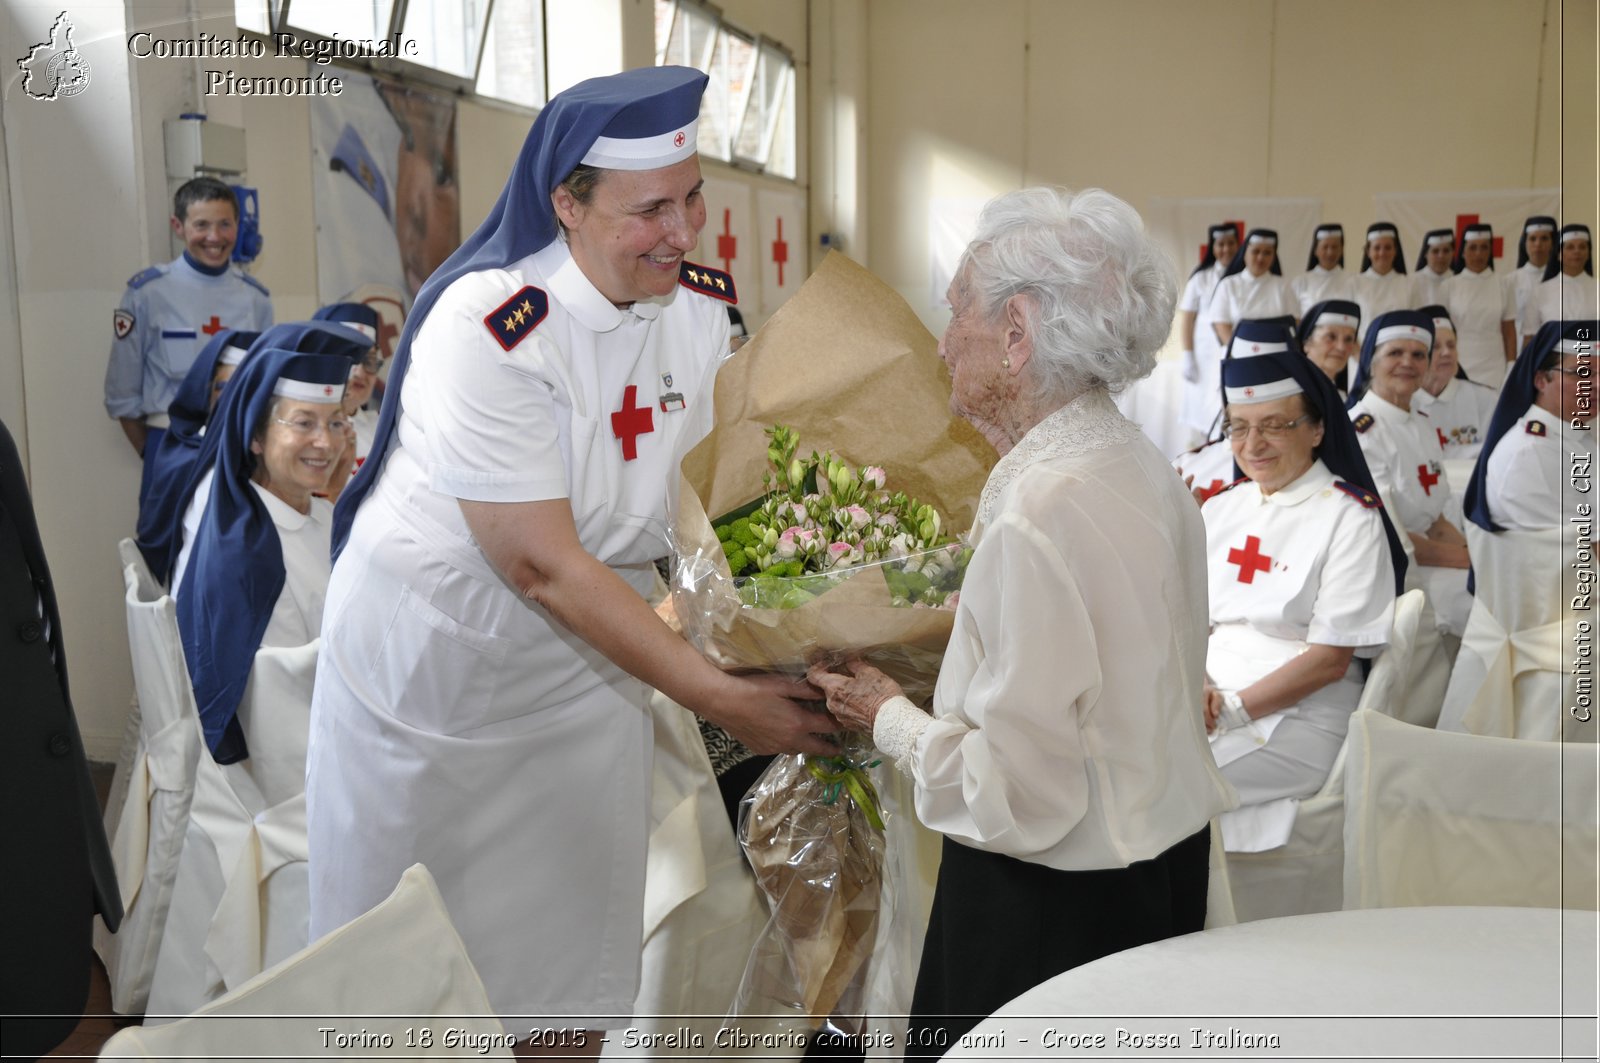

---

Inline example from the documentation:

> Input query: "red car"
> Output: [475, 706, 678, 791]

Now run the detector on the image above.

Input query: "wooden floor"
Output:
[42, 762, 140, 1060]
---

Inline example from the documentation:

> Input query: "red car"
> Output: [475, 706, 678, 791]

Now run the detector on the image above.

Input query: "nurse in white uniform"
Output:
[311, 302, 384, 499]
[1179, 223, 1240, 442]
[175, 348, 352, 763]
[1291, 223, 1357, 314]
[1175, 318, 1302, 503]
[1354, 222, 1414, 339]
[1509, 216, 1557, 342]
[305, 68, 835, 1048]
[1412, 305, 1499, 458]
[1412, 228, 1455, 307]
[1443, 222, 1517, 385]
[1466, 319, 1599, 533]
[1201, 328, 1401, 852]
[1524, 224, 1597, 342]
[1347, 311, 1473, 636]
[1210, 228, 1299, 349]
[1300, 298, 1361, 397]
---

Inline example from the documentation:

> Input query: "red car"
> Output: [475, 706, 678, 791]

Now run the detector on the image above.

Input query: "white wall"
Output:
[853, 0, 1597, 334]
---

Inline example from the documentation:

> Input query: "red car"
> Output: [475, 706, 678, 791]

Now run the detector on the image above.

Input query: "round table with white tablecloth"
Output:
[939, 907, 1596, 1061]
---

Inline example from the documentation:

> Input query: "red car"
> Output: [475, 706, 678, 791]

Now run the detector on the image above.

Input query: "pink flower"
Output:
[826, 541, 860, 569]
[861, 465, 887, 490]
[775, 528, 801, 559]
[841, 504, 871, 531]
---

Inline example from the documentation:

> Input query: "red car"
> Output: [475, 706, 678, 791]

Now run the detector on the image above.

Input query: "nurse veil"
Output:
[333, 66, 711, 554]
[176, 349, 351, 762]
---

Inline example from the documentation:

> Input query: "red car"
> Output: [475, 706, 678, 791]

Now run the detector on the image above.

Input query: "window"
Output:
[654, 0, 798, 179]
[250, 0, 546, 109]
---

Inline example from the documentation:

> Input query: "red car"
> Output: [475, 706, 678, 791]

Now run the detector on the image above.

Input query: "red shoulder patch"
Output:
[483, 286, 549, 352]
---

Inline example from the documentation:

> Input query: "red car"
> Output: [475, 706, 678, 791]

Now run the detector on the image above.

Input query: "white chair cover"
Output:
[100, 864, 513, 1060]
[145, 643, 319, 1019]
[1439, 524, 1585, 742]
[1225, 589, 1424, 922]
[94, 540, 203, 1015]
[1343, 710, 1600, 910]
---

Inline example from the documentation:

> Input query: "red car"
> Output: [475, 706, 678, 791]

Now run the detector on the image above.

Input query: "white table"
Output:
[941, 907, 1597, 1061]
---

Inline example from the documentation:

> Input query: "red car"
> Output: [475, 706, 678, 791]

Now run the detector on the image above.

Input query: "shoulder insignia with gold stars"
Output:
[679, 260, 737, 305]
[483, 285, 549, 352]
[1526, 419, 1548, 437]
[1333, 480, 1383, 508]
[1352, 412, 1375, 434]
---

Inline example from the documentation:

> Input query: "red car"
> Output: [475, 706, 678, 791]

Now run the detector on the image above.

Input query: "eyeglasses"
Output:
[357, 352, 383, 373]
[273, 416, 351, 437]
[1221, 415, 1312, 440]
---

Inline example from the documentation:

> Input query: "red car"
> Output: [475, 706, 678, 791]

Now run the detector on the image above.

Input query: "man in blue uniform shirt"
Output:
[103, 177, 274, 503]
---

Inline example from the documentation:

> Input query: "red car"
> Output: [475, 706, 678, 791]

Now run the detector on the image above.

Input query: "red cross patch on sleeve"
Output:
[1526, 420, 1548, 437]
[678, 260, 737, 305]
[483, 286, 549, 352]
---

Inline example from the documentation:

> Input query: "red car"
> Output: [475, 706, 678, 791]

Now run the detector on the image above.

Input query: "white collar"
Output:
[976, 388, 1140, 526]
[1260, 459, 1334, 508]
[1362, 389, 1416, 423]
[250, 480, 311, 531]
[1312, 264, 1339, 275]
[532, 239, 665, 333]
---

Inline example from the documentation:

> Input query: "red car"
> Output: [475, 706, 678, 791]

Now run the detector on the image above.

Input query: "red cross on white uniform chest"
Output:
[611, 385, 655, 462]
[1227, 534, 1272, 584]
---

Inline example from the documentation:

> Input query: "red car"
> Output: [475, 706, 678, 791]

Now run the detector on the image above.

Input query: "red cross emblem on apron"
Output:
[611, 384, 655, 461]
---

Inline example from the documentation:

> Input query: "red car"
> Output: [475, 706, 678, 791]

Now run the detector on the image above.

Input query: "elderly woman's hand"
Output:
[806, 659, 904, 733]
[1203, 683, 1222, 734]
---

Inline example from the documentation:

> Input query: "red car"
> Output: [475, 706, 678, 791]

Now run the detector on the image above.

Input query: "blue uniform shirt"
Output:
[103, 254, 273, 420]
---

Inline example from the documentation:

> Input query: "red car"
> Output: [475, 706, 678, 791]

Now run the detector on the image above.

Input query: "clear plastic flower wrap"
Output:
[733, 734, 887, 1038]
[665, 252, 996, 1046]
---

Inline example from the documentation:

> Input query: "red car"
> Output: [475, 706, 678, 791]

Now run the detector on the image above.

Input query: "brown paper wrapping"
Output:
[672, 251, 997, 694]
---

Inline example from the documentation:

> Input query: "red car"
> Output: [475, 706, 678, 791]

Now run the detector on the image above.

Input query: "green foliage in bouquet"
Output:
[710, 425, 973, 610]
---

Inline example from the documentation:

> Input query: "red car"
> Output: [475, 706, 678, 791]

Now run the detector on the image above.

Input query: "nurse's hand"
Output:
[713, 672, 839, 756]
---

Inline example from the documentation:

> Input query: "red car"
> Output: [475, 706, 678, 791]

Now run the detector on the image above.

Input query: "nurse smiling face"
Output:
[1366, 235, 1397, 274]
[1368, 338, 1430, 411]
[552, 156, 708, 306]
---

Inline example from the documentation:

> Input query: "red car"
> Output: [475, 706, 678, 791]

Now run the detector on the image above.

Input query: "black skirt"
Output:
[905, 827, 1211, 1061]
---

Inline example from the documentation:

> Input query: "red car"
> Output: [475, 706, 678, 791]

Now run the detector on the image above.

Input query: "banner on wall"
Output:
[756, 188, 806, 317]
[310, 71, 460, 311]
[697, 177, 754, 315]
[1371, 188, 1562, 269]
[1145, 197, 1324, 284]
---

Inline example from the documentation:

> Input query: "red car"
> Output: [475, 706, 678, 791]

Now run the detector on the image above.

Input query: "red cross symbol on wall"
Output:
[1417, 463, 1440, 496]
[610, 384, 655, 462]
[1454, 214, 1505, 259]
[771, 217, 789, 286]
[201, 315, 224, 335]
[1227, 534, 1272, 584]
[717, 209, 737, 274]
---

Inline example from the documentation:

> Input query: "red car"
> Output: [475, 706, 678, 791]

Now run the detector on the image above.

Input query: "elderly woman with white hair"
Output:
[809, 187, 1235, 1056]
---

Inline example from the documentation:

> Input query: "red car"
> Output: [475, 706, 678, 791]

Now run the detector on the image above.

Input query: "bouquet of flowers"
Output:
[670, 253, 995, 1043]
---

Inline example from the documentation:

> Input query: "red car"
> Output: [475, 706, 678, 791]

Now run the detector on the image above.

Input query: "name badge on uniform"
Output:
[659, 371, 686, 413]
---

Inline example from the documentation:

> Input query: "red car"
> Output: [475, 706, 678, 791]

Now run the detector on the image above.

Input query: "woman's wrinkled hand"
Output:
[1203, 683, 1222, 734]
[805, 659, 903, 734]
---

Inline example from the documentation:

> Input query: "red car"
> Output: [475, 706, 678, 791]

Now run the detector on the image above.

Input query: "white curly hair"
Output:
[957, 186, 1177, 401]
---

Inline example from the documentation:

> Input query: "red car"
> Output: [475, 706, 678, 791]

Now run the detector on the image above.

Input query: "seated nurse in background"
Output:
[1466, 319, 1598, 532]
[1347, 311, 1473, 636]
[1412, 306, 1498, 459]
[176, 349, 351, 763]
[1202, 323, 1401, 852]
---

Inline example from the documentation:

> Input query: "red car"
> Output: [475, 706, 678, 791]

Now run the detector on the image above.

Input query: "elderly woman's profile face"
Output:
[1225, 394, 1322, 496]
[938, 268, 1009, 428]
[553, 155, 708, 306]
